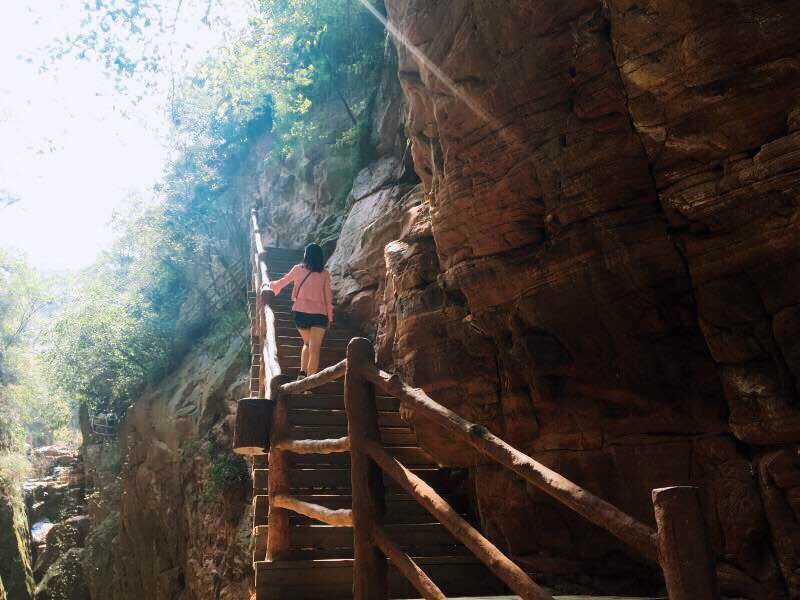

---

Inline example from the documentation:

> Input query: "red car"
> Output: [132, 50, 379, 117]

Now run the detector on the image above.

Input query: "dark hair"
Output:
[302, 243, 324, 273]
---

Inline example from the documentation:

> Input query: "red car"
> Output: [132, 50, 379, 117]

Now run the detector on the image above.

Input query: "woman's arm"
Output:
[323, 270, 334, 324]
[268, 265, 299, 296]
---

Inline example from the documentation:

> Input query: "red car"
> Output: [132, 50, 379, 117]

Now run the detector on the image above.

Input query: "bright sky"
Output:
[0, 1, 253, 271]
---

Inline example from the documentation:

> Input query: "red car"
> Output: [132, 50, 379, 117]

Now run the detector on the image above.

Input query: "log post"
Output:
[344, 338, 387, 600]
[266, 374, 293, 561]
[258, 290, 267, 399]
[652, 486, 720, 600]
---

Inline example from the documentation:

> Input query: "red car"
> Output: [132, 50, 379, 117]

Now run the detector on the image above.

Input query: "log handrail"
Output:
[358, 363, 659, 561]
[340, 338, 721, 600]
[363, 436, 552, 600]
[250, 208, 279, 398]
[279, 358, 347, 395]
[273, 436, 349, 454]
[372, 525, 446, 600]
[273, 494, 354, 527]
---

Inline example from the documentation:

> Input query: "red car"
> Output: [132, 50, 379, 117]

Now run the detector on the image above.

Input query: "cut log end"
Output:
[233, 397, 274, 454]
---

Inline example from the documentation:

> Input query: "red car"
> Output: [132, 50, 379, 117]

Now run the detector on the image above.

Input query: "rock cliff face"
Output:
[324, 0, 800, 596]
[111, 325, 252, 600]
[0, 480, 34, 600]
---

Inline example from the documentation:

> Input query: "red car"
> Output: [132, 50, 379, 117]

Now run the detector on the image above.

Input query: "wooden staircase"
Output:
[235, 218, 728, 600]
[252, 248, 504, 599]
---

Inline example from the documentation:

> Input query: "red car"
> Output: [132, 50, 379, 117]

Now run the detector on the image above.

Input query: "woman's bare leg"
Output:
[298, 327, 311, 374]
[306, 327, 327, 375]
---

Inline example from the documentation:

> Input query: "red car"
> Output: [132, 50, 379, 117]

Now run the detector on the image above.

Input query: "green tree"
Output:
[0, 251, 56, 451]
[41, 0, 389, 422]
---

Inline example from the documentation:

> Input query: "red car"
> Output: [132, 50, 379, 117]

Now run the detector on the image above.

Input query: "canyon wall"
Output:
[325, 0, 800, 597]
[110, 324, 252, 600]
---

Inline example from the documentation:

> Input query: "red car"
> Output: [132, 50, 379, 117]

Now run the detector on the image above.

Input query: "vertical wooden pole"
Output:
[266, 375, 293, 561]
[257, 291, 267, 399]
[345, 338, 387, 600]
[652, 486, 720, 600]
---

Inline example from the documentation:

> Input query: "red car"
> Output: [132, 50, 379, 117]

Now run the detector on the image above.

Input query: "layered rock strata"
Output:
[341, 0, 800, 596]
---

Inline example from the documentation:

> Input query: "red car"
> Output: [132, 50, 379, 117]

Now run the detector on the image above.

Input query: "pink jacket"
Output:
[269, 264, 334, 322]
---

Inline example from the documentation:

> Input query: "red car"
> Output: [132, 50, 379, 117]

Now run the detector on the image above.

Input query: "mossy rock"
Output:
[81, 513, 118, 600]
[34, 515, 90, 579]
[34, 548, 89, 600]
[0, 482, 34, 600]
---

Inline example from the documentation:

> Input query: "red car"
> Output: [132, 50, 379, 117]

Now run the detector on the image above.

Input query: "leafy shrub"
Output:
[0, 452, 31, 487]
[205, 433, 248, 499]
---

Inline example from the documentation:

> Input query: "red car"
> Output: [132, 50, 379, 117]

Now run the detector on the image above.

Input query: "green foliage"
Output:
[4, 352, 73, 450]
[204, 433, 248, 499]
[0, 250, 53, 388]
[42, 0, 244, 95]
[39, 0, 388, 423]
[0, 250, 63, 454]
[44, 198, 185, 418]
[0, 453, 32, 488]
[42, 192, 246, 420]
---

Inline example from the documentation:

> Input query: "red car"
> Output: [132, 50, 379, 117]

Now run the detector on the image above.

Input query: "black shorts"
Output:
[293, 311, 328, 330]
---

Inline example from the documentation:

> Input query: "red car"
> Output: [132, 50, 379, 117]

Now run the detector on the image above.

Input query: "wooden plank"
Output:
[288, 425, 417, 446]
[283, 543, 473, 561]
[290, 445, 433, 467]
[290, 523, 458, 549]
[253, 468, 268, 491]
[254, 525, 267, 562]
[285, 394, 399, 411]
[282, 467, 449, 491]
[288, 409, 406, 428]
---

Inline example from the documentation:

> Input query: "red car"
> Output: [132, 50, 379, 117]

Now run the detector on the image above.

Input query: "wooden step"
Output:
[252, 447, 434, 479]
[251, 492, 466, 515]
[287, 522, 466, 559]
[286, 466, 447, 491]
[289, 446, 434, 467]
[288, 425, 417, 446]
[281, 351, 348, 364]
[276, 335, 353, 345]
[253, 467, 455, 493]
[255, 556, 504, 599]
[285, 393, 400, 411]
[288, 408, 407, 428]
[252, 493, 464, 526]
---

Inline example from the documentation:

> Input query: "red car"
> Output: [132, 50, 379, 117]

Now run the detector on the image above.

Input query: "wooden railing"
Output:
[89, 412, 118, 438]
[254, 336, 724, 600]
[249, 208, 280, 399]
